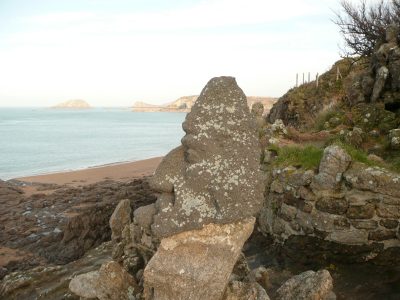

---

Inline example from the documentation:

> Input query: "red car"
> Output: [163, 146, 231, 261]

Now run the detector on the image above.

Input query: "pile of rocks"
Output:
[260, 145, 400, 264]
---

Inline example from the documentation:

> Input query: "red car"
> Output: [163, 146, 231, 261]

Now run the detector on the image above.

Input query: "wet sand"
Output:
[16, 157, 162, 188]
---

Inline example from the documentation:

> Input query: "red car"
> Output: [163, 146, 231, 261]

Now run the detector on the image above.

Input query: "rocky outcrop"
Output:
[346, 24, 400, 112]
[132, 96, 276, 113]
[268, 59, 349, 127]
[0, 178, 156, 279]
[0, 241, 112, 299]
[268, 24, 400, 129]
[52, 99, 91, 109]
[259, 145, 400, 264]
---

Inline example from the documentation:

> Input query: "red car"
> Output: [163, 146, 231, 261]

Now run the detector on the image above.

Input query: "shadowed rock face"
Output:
[148, 76, 264, 238]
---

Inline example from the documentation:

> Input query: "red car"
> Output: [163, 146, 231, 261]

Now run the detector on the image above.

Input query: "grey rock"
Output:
[276, 269, 335, 300]
[371, 66, 389, 102]
[69, 260, 138, 300]
[369, 229, 397, 241]
[351, 220, 378, 230]
[389, 129, 400, 150]
[143, 218, 255, 300]
[252, 102, 267, 130]
[327, 229, 368, 245]
[380, 219, 399, 229]
[312, 145, 351, 191]
[147, 76, 264, 238]
[345, 127, 364, 147]
[346, 204, 375, 219]
[344, 163, 400, 198]
[69, 270, 99, 298]
[96, 261, 138, 300]
[223, 280, 270, 300]
[376, 203, 400, 218]
[110, 199, 131, 241]
[134, 203, 156, 229]
[316, 197, 349, 215]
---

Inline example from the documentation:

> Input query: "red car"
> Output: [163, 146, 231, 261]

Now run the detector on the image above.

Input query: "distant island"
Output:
[52, 99, 91, 109]
[132, 95, 276, 114]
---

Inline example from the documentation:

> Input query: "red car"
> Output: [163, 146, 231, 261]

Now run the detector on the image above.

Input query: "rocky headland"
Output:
[52, 99, 91, 109]
[132, 95, 276, 113]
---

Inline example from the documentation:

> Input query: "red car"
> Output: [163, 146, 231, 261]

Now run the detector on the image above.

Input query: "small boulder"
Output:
[276, 269, 335, 300]
[312, 145, 351, 191]
[223, 280, 270, 300]
[133, 203, 156, 229]
[96, 261, 138, 300]
[69, 270, 99, 299]
[389, 128, 400, 150]
[110, 199, 131, 241]
[69, 261, 138, 300]
[345, 127, 364, 147]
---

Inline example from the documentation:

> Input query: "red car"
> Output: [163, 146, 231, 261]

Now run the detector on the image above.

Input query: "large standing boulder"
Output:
[147, 76, 264, 238]
[141, 76, 264, 299]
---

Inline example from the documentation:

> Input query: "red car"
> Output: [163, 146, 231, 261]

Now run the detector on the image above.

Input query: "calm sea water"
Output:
[0, 108, 186, 180]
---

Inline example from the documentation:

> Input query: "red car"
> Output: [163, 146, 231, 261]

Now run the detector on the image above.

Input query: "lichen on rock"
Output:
[148, 76, 264, 238]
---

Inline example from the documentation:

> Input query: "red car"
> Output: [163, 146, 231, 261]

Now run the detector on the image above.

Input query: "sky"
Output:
[0, 0, 357, 107]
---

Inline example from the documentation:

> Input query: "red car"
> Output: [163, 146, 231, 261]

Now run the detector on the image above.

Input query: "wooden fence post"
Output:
[336, 67, 342, 81]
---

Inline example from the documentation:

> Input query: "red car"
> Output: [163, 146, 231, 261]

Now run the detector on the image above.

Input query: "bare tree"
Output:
[334, 0, 400, 58]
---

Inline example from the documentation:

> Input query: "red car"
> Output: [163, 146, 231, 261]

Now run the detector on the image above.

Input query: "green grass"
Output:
[333, 141, 371, 165]
[385, 154, 400, 173]
[269, 145, 323, 170]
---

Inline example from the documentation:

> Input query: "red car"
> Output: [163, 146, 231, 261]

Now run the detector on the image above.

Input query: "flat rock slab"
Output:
[143, 217, 255, 300]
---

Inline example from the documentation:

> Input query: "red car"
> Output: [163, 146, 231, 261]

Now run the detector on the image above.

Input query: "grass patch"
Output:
[333, 141, 371, 165]
[384, 154, 400, 174]
[269, 145, 323, 170]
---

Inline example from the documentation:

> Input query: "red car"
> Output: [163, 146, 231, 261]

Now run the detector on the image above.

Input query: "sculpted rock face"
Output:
[143, 218, 256, 300]
[148, 76, 264, 238]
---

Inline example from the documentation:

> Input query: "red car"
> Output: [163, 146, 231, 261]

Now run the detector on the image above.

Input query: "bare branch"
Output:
[333, 0, 400, 58]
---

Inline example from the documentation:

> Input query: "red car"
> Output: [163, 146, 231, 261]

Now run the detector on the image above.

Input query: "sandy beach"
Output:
[15, 156, 162, 188]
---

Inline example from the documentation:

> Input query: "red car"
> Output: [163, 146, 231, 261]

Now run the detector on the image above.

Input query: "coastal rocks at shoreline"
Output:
[132, 95, 276, 114]
[0, 178, 156, 280]
[0, 241, 113, 299]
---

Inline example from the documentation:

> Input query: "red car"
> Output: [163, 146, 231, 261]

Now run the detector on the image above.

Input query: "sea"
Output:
[0, 108, 186, 180]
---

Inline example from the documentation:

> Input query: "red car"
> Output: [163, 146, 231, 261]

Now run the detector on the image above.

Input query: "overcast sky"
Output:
[0, 0, 355, 107]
